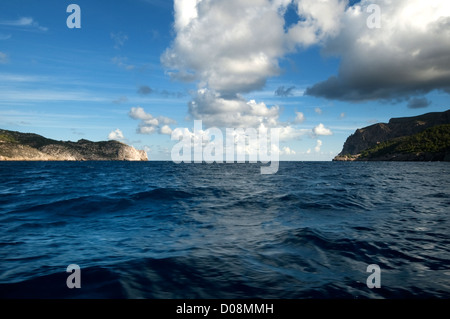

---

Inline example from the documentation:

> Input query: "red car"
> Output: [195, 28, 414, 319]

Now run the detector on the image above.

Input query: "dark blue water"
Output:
[0, 162, 449, 299]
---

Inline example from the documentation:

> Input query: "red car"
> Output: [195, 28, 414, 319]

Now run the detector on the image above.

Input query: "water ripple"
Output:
[0, 161, 449, 298]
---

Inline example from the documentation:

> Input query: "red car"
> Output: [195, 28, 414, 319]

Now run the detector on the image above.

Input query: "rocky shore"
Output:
[0, 129, 148, 161]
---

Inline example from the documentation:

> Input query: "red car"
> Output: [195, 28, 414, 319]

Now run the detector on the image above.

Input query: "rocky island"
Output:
[334, 110, 450, 162]
[0, 129, 148, 161]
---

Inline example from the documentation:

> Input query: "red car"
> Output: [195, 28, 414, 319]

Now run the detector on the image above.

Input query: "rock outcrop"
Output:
[0, 129, 148, 161]
[334, 110, 450, 161]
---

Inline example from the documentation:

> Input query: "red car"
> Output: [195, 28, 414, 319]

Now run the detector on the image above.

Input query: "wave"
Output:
[2, 252, 448, 299]
[269, 227, 434, 266]
[1, 161, 449, 299]
[131, 188, 194, 201]
[0, 255, 357, 299]
[0, 265, 124, 299]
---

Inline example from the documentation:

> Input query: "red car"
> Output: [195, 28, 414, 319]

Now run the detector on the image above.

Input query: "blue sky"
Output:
[1, 0, 449, 160]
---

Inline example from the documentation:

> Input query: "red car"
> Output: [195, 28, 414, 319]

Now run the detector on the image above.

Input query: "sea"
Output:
[0, 161, 449, 299]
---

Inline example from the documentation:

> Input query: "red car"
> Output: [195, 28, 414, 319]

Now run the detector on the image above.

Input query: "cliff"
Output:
[334, 110, 450, 161]
[0, 129, 148, 161]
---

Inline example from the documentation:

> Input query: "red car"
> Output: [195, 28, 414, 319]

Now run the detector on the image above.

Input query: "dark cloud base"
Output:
[305, 75, 450, 104]
[407, 97, 432, 109]
[275, 86, 296, 97]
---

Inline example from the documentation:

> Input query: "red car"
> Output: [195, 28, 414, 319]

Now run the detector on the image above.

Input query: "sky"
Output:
[0, 0, 449, 161]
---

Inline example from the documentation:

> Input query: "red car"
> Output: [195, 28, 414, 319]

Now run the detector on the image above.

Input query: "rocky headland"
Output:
[334, 110, 450, 162]
[0, 129, 148, 161]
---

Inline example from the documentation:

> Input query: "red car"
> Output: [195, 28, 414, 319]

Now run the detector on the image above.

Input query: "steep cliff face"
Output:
[338, 110, 450, 156]
[0, 129, 148, 161]
[334, 110, 450, 161]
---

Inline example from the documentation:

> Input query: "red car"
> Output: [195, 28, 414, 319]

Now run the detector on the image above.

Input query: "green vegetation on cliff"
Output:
[360, 124, 450, 159]
[334, 110, 450, 161]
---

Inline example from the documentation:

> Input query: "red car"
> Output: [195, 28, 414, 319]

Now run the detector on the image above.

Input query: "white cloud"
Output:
[129, 106, 152, 120]
[314, 139, 323, 152]
[162, 0, 450, 153]
[188, 89, 281, 128]
[160, 125, 173, 135]
[139, 126, 156, 134]
[159, 116, 177, 125]
[173, 0, 202, 31]
[161, 0, 350, 140]
[0, 17, 48, 31]
[295, 111, 305, 124]
[306, 0, 450, 101]
[108, 129, 125, 141]
[314, 107, 323, 115]
[2, 17, 33, 26]
[313, 123, 333, 136]
[129, 106, 176, 135]
[163, 0, 291, 95]
[282, 146, 296, 155]
[163, 0, 349, 95]
[278, 125, 310, 141]
[287, 0, 347, 48]
[186, 89, 310, 143]
[145, 118, 159, 126]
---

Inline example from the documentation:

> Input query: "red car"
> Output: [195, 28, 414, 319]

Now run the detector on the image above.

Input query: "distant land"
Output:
[334, 110, 450, 162]
[0, 129, 148, 161]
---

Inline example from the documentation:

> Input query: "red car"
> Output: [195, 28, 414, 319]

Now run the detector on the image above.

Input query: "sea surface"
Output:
[0, 161, 449, 299]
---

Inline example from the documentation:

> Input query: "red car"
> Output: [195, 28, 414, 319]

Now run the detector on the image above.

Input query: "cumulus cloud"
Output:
[163, 0, 348, 95]
[295, 111, 305, 124]
[161, 0, 449, 153]
[278, 125, 310, 141]
[129, 106, 176, 135]
[286, 0, 347, 48]
[163, 0, 450, 137]
[108, 129, 125, 141]
[160, 125, 173, 135]
[407, 97, 432, 109]
[162, 0, 290, 95]
[314, 107, 323, 115]
[163, 0, 339, 136]
[313, 123, 333, 136]
[282, 146, 296, 155]
[305, 0, 450, 102]
[314, 140, 323, 152]
[188, 89, 281, 128]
